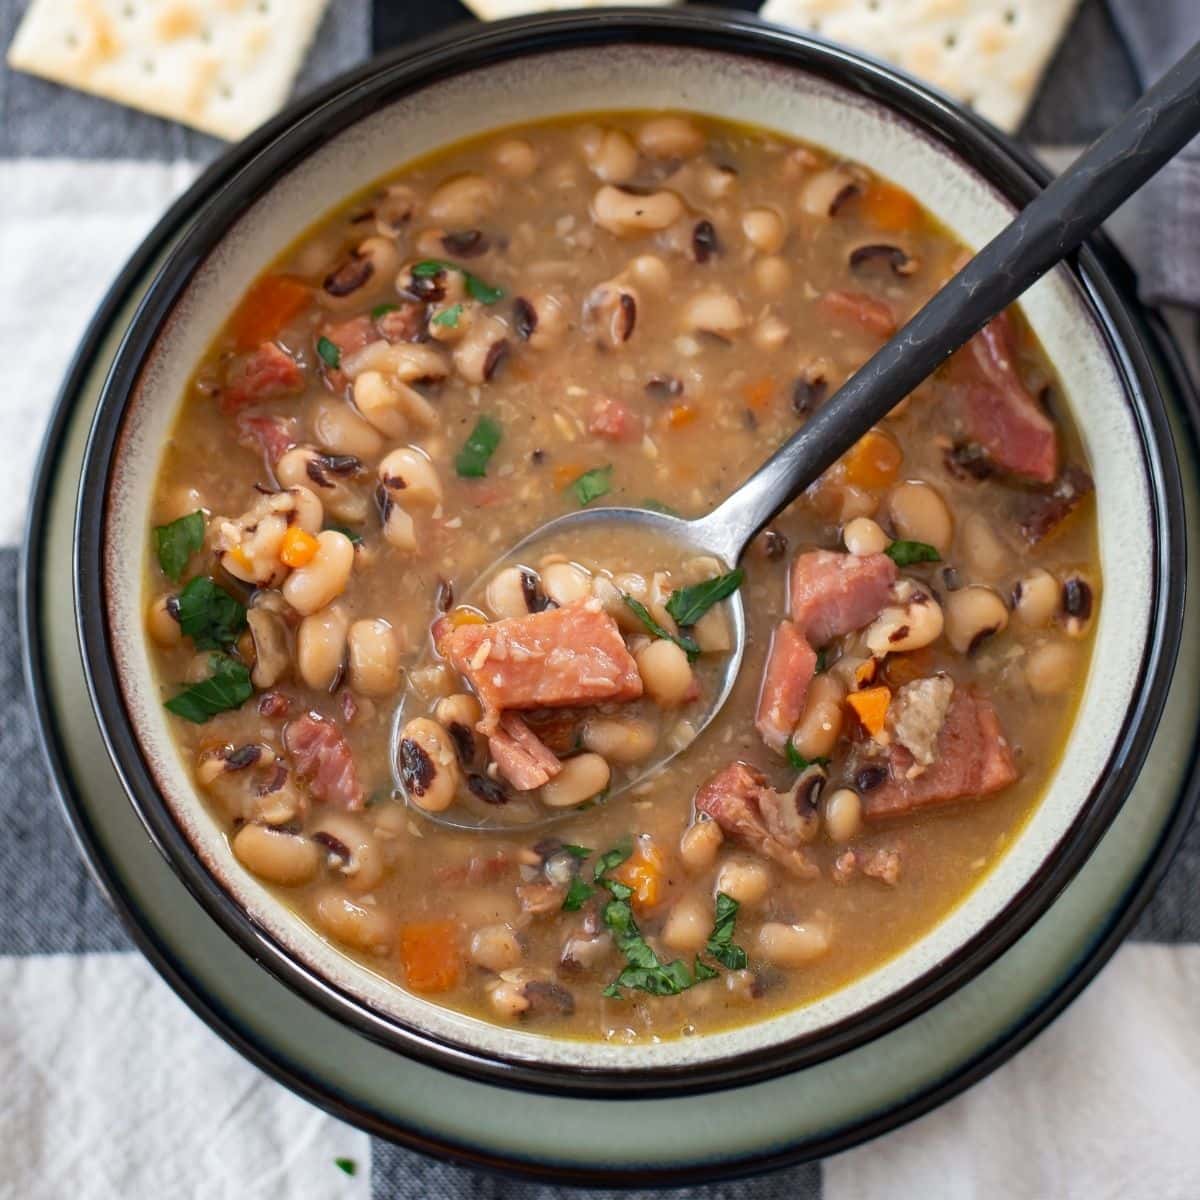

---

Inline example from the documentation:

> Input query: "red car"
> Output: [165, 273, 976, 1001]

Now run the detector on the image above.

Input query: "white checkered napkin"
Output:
[7, 0, 331, 141]
[759, 0, 1079, 132]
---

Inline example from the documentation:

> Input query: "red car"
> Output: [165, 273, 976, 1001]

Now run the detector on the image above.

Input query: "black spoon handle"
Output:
[697, 39, 1200, 562]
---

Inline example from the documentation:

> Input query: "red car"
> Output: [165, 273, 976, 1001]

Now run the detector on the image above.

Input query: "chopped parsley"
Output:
[886, 539, 940, 567]
[562, 843, 593, 859]
[569, 465, 612, 507]
[665, 568, 744, 627]
[323, 523, 362, 544]
[642, 498, 682, 517]
[815, 647, 828, 673]
[431, 302, 464, 328]
[785, 742, 829, 773]
[592, 841, 632, 880]
[164, 653, 252, 723]
[316, 335, 341, 369]
[561, 877, 595, 912]
[704, 892, 749, 970]
[411, 259, 505, 304]
[621, 595, 701, 662]
[153, 510, 205, 582]
[333, 1157, 358, 1177]
[455, 414, 503, 478]
[174, 576, 246, 651]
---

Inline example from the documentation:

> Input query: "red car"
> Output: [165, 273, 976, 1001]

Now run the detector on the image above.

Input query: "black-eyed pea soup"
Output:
[145, 113, 1098, 1038]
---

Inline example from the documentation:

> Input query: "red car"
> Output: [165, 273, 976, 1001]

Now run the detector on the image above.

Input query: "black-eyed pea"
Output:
[353, 371, 408, 439]
[791, 672, 845, 760]
[680, 287, 745, 337]
[232, 823, 321, 887]
[742, 207, 787, 254]
[433, 692, 483, 731]
[625, 255, 671, 294]
[470, 923, 524, 972]
[311, 811, 385, 893]
[753, 256, 791, 297]
[288, 486, 324, 535]
[488, 979, 531, 1018]
[824, 788, 862, 844]
[752, 313, 790, 352]
[582, 279, 638, 347]
[486, 565, 539, 620]
[715, 858, 770, 907]
[347, 618, 401, 697]
[693, 605, 731, 653]
[427, 172, 499, 226]
[636, 115, 705, 159]
[843, 516, 888, 557]
[490, 137, 538, 178]
[320, 236, 397, 309]
[378, 447, 441, 507]
[282, 530, 355, 616]
[582, 716, 658, 764]
[799, 165, 863, 218]
[514, 289, 569, 349]
[541, 561, 592, 606]
[1025, 639, 1078, 695]
[888, 481, 953, 555]
[297, 604, 349, 690]
[147, 595, 181, 647]
[373, 183, 420, 237]
[679, 815, 723, 873]
[580, 126, 639, 183]
[313, 887, 395, 953]
[756, 918, 831, 967]
[591, 185, 684, 237]
[398, 717, 462, 812]
[865, 583, 944, 655]
[1013, 568, 1060, 628]
[698, 161, 738, 199]
[380, 500, 417, 552]
[661, 894, 713, 954]
[944, 585, 1009, 654]
[540, 753, 611, 809]
[453, 313, 509, 384]
[960, 512, 1011, 579]
[636, 639, 695, 707]
[1061, 574, 1095, 638]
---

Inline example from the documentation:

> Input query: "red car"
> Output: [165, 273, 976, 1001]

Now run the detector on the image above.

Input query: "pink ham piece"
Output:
[284, 711, 364, 810]
[588, 395, 643, 443]
[694, 761, 818, 877]
[755, 551, 897, 750]
[487, 713, 564, 791]
[819, 289, 897, 338]
[219, 342, 304, 414]
[959, 313, 1057, 483]
[236, 412, 297, 465]
[862, 690, 1018, 819]
[438, 600, 642, 731]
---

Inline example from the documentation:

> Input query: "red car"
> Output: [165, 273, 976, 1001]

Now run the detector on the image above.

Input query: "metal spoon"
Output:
[395, 42, 1200, 831]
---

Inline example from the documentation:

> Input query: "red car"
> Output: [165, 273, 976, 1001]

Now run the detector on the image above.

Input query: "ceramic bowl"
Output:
[74, 10, 1184, 1097]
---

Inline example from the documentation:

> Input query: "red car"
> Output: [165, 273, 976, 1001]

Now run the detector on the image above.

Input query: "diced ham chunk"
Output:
[488, 713, 563, 791]
[862, 690, 1017, 819]
[789, 550, 898, 645]
[438, 601, 642, 731]
[284, 711, 364, 810]
[959, 314, 1057, 483]
[756, 622, 817, 752]
[819, 289, 896, 338]
[236, 412, 297, 465]
[694, 761, 819, 877]
[755, 551, 896, 752]
[588, 395, 643, 442]
[219, 342, 304, 414]
[375, 301, 426, 343]
[321, 315, 375, 360]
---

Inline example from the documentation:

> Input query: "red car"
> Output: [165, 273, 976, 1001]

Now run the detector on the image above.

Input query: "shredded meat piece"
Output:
[487, 713, 563, 791]
[588, 395, 643, 442]
[1017, 463, 1095, 543]
[283, 711, 364, 810]
[517, 881, 566, 915]
[219, 342, 303, 414]
[819, 289, 896, 338]
[862, 847, 902, 885]
[889, 675, 955, 767]
[236, 412, 297, 464]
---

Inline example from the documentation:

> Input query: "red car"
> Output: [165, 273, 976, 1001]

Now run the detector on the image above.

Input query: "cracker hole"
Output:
[64, 30, 79, 47]
[866, 0, 880, 9]
[219, 83, 234, 100]
[944, 31, 958, 49]
[142, 58, 155, 74]
[121, 2, 135, 18]
[1004, 8, 1018, 23]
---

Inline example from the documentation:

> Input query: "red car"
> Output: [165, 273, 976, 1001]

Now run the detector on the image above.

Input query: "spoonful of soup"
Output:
[393, 43, 1200, 830]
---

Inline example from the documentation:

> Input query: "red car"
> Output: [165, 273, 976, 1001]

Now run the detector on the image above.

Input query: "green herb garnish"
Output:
[323, 523, 363, 544]
[642, 498, 682, 517]
[785, 742, 829, 773]
[569, 465, 612, 507]
[705, 892, 749, 971]
[561, 877, 595, 912]
[370, 302, 398, 320]
[592, 841, 632, 881]
[562, 844, 593, 859]
[621, 595, 701, 662]
[316, 335, 341, 369]
[412, 259, 504, 304]
[815, 648, 828, 673]
[455, 414, 503, 478]
[175, 576, 246, 651]
[601, 891, 698, 998]
[164, 653, 252, 724]
[431, 302, 464, 329]
[886, 539, 941, 567]
[665, 568, 744, 627]
[334, 1157, 358, 1177]
[153, 510, 205, 582]
[694, 956, 720, 982]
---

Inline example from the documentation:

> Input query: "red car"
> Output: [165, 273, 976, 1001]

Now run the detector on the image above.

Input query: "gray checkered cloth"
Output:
[2, 1, 1198, 1196]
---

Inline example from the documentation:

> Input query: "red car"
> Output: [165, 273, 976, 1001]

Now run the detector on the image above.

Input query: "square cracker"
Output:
[759, 0, 1079, 132]
[7, 0, 331, 141]
[463, 0, 675, 19]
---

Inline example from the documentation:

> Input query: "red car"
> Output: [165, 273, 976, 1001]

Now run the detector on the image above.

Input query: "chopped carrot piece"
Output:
[553, 462, 585, 490]
[227, 544, 252, 572]
[228, 275, 311, 352]
[280, 526, 319, 568]
[841, 429, 903, 490]
[741, 377, 774, 413]
[612, 842, 667, 914]
[449, 606, 487, 628]
[399, 920, 464, 993]
[855, 658, 879, 687]
[664, 402, 699, 430]
[855, 181, 920, 234]
[847, 686, 892, 737]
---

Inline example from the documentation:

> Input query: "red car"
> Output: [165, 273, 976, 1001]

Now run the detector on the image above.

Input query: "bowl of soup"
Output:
[75, 10, 1181, 1095]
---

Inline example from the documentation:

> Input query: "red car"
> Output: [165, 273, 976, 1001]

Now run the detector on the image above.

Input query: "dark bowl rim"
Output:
[73, 7, 1185, 1100]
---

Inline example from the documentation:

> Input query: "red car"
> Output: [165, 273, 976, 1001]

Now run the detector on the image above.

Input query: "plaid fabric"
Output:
[2, 1, 1198, 1195]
